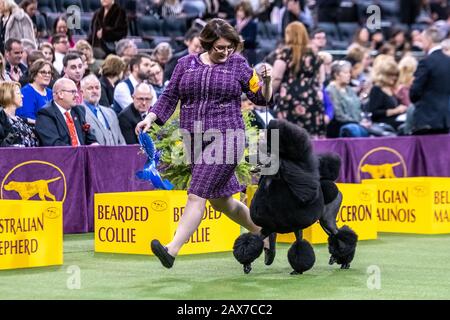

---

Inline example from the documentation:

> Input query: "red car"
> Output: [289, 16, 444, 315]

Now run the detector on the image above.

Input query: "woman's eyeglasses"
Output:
[39, 70, 52, 76]
[212, 45, 235, 54]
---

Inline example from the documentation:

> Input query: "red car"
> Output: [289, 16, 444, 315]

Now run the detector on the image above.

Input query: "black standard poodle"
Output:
[233, 119, 358, 274]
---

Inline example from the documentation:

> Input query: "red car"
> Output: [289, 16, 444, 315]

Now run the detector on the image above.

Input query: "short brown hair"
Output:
[101, 54, 126, 77]
[235, 1, 253, 17]
[28, 59, 54, 83]
[199, 18, 242, 52]
[0, 81, 21, 107]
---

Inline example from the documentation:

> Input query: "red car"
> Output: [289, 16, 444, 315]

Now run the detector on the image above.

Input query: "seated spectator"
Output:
[0, 0, 36, 54]
[52, 33, 70, 75]
[0, 81, 39, 147]
[230, 1, 258, 66]
[4, 38, 27, 82]
[281, 0, 313, 32]
[21, 38, 36, 68]
[151, 42, 173, 69]
[89, 0, 128, 59]
[164, 27, 202, 82]
[39, 42, 54, 64]
[75, 40, 102, 77]
[389, 28, 411, 57]
[352, 27, 371, 49]
[81, 74, 126, 146]
[99, 55, 126, 108]
[368, 56, 407, 131]
[311, 28, 328, 53]
[16, 59, 53, 122]
[0, 52, 11, 81]
[161, 0, 184, 17]
[62, 52, 86, 105]
[344, 43, 371, 99]
[35, 78, 98, 146]
[370, 30, 385, 51]
[49, 15, 75, 48]
[113, 53, 157, 113]
[19, 49, 45, 86]
[119, 83, 154, 144]
[326, 60, 369, 138]
[149, 60, 166, 98]
[396, 55, 418, 107]
[115, 39, 138, 61]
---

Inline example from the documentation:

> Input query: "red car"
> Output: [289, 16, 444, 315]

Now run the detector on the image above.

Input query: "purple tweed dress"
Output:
[150, 53, 266, 199]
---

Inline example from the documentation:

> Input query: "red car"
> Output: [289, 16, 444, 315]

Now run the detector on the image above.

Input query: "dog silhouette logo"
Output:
[360, 162, 401, 179]
[4, 177, 61, 201]
[1, 161, 67, 203]
[358, 147, 407, 182]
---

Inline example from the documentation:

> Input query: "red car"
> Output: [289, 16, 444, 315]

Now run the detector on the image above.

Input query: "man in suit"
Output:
[81, 74, 126, 146]
[410, 27, 450, 135]
[35, 78, 98, 146]
[118, 83, 153, 144]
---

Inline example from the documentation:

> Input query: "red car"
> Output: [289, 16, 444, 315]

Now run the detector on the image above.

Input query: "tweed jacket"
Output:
[150, 53, 267, 133]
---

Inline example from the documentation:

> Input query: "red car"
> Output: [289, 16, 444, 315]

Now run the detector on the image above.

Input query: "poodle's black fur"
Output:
[233, 120, 358, 274]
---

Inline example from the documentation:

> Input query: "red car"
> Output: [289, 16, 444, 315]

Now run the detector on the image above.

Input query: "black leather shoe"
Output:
[264, 233, 277, 266]
[151, 239, 175, 268]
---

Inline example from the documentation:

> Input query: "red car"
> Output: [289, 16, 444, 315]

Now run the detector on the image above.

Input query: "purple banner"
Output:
[0, 135, 449, 233]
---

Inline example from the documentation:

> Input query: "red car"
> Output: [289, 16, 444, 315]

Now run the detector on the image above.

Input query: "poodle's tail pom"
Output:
[287, 239, 316, 274]
[328, 225, 358, 269]
[233, 233, 264, 266]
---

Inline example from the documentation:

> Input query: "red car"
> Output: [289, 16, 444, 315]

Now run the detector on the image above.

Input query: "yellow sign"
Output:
[363, 177, 450, 234]
[0, 200, 63, 270]
[247, 184, 378, 244]
[95, 191, 241, 255]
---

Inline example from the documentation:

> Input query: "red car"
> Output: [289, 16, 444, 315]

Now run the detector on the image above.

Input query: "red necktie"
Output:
[64, 111, 79, 146]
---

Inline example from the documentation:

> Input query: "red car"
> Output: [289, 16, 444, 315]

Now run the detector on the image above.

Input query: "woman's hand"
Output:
[261, 64, 273, 101]
[135, 112, 157, 135]
[96, 29, 103, 39]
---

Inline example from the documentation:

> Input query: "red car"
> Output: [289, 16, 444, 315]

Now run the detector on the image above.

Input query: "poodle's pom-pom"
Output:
[287, 239, 316, 274]
[233, 233, 264, 265]
[318, 153, 341, 181]
[328, 225, 358, 269]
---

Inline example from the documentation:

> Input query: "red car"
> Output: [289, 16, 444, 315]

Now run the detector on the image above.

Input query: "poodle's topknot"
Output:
[318, 152, 341, 181]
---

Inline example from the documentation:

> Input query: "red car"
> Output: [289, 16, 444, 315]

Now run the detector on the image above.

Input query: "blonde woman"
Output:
[368, 55, 407, 130]
[0, 81, 39, 147]
[272, 21, 325, 137]
[0, 0, 36, 54]
[0, 52, 11, 81]
[396, 55, 418, 107]
[75, 40, 102, 76]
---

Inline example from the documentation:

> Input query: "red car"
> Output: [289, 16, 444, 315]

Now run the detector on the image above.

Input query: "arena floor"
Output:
[1, 233, 449, 300]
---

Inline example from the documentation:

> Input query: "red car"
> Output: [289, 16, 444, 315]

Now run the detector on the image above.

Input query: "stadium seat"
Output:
[338, 22, 359, 43]
[181, 0, 206, 17]
[38, 0, 57, 13]
[162, 17, 187, 38]
[35, 14, 48, 33]
[82, 0, 101, 13]
[79, 14, 92, 36]
[137, 16, 163, 38]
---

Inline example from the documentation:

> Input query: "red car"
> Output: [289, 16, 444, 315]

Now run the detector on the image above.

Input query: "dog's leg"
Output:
[319, 191, 342, 236]
[294, 229, 303, 241]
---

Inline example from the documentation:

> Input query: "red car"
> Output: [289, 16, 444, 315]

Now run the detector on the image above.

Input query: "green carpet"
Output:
[1, 233, 449, 300]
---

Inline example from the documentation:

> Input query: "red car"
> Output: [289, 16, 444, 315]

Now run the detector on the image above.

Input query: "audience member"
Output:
[230, 1, 258, 66]
[118, 82, 154, 144]
[50, 15, 75, 48]
[310, 28, 328, 53]
[62, 52, 85, 105]
[272, 21, 325, 137]
[113, 53, 157, 113]
[164, 27, 203, 81]
[4, 38, 27, 82]
[81, 74, 125, 145]
[410, 26, 450, 134]
[0, 81, 38, 147]
[75, 40, 102, 77]
[99, 55, 126, 108]
[0, 0, 36, 54]
[89, 0, 128, 59]
[149, 60, 166, 98]
[0, 52, 10, 81]
[52, 33, 69, 75]
[16, 59, 53, 122]
[151, 42, 173, 69]
[35, 78, 98, 146]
